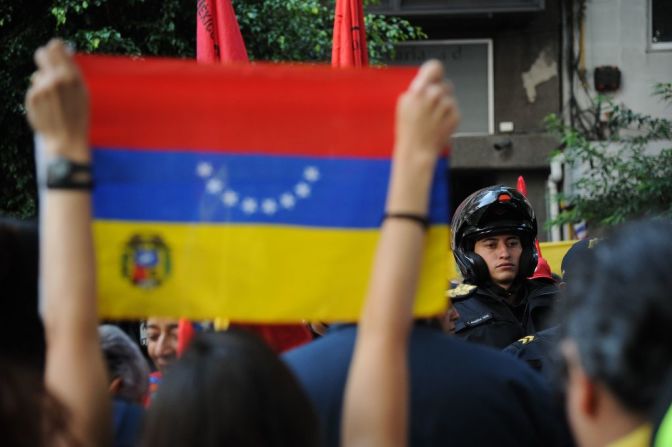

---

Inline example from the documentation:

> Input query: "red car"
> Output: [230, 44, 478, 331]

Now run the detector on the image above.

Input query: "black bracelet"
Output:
[381, 212, 430, 230]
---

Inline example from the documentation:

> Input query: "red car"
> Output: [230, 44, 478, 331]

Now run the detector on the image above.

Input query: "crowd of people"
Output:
[1, 38, 672, 447]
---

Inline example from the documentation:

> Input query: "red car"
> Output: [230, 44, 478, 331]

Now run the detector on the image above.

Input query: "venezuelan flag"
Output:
[79, 55, 450, 321]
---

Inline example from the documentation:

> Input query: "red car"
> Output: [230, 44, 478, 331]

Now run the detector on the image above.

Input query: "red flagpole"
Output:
[517, 176, 555, 282]
[332, 0, 369, 67]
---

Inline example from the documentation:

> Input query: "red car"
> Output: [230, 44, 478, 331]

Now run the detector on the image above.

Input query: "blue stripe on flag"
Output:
[93, 148, 449, 228]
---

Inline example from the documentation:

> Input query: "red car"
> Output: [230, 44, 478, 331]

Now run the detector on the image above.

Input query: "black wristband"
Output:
[46, 157, 94, 190]
[382, 212, 430, 230]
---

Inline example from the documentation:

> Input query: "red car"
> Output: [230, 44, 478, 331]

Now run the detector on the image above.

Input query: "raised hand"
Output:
[26, 39, 90, 162]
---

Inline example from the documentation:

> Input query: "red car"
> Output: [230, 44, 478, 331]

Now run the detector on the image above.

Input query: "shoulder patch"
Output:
[447, 283, 477, 299]
[517, 335, 536, 345]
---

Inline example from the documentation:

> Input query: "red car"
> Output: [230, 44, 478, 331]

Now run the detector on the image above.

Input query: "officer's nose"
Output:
[497, 241, 512, 259]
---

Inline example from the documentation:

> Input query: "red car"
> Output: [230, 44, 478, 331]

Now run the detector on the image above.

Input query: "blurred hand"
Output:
[394, 60, 460, 163]
[25, 39, 90, 162]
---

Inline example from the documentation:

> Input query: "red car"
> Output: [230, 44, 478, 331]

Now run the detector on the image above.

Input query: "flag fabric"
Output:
[196, 0, 314, 348]
[332, 0, 369, 67]
[80, 54, 450, 322]
[196, 0, 248, 63]
[516, 176, 554, 281]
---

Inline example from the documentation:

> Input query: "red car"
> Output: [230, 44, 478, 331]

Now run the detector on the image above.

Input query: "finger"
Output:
[410, 60, 444, 92]
[425, 83, 449, 106]
[45, 39, 70, 69]
[30, 71, 42, 85]
[34, 45, 49, 70]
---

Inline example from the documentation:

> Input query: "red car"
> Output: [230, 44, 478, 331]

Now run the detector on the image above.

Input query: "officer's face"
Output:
[474, 234, 522, 289]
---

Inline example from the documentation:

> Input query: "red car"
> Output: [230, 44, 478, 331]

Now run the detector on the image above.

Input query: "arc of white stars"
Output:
[197, 162, 321, 214]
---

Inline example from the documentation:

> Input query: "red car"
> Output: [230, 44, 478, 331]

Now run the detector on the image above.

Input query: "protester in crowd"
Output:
[442, 298, 461, 335]
[140, 317, 178, 405]
[100, 325, 149, 403]
[285, 64, 571, 447]
[141, 329, 319, 447]
[0, 217, 45, 371]
[504, 237, 601, 376]
[448, 186, 560, 348]
[651, 371, 672, 447]
[99, 325, 149, 447]
[18, 38, 471, 447]
[144, 318, 178, 373]
[21, 38, 111, 446]
[560, 219, 672, 447]
[343, 60, 459, 447]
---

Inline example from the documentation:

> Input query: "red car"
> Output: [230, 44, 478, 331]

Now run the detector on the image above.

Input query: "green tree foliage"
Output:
[0, 0, 424, 217]
[546, 82, 672, 228]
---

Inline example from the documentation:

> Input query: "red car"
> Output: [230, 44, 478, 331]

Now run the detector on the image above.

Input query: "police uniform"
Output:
[451, 279, 559, 349]
[504, 325, 562, 376]
[283, 324, 573, 447]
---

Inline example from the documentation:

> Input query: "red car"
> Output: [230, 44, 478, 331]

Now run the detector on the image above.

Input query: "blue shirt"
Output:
[284, 324, 573, 447]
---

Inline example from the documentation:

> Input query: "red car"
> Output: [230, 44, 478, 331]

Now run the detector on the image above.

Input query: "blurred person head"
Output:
[99, 325, 150, 402]
[442, 290, 461, 335]
[144, 318, 178, 373]
[141, 330, 318, 447]
[560, 219, 672, 446]
[0, 217, 45, 370]
[451, 186, 538, 290]
[560, 237, 601, 285]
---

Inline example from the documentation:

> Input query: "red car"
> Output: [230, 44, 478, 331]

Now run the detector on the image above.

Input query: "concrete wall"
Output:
[402, 0, 563, 240]
[582, 0, 672, 119]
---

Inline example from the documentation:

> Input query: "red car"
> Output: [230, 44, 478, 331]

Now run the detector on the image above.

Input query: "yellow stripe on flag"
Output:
[94, 221, 449, 321]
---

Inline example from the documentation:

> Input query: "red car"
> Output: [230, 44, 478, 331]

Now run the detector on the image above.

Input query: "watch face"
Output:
[51, 159, 71, 178]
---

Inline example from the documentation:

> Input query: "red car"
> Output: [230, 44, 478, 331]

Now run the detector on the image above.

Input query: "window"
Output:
[389, 40, 494, 135]
[649, 0, 672, 51]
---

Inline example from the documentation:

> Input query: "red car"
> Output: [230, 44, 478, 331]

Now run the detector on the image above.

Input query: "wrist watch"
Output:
[46, 156, 94, 190]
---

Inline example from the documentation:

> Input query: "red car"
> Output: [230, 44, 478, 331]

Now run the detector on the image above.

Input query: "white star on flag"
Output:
[261, 199, 278, 215]
[241, 198, 258, 214]
[221, 190, 239, 207]
[295, 182, 311, 198]
[206, 178, 224, 194]
[280, 193, 296, 209]
[196, 162, 213, 178]
[303, 166, 320, 182]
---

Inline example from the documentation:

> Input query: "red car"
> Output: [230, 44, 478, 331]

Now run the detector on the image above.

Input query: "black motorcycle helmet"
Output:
[451, 185, 538, 284]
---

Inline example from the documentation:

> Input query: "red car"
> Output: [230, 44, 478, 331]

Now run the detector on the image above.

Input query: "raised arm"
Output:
[25, 39, 110, 446]
[342, 60, 460, 447]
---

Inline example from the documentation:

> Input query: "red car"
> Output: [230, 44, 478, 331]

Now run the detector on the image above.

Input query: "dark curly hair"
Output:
[562, 219, 672, 413]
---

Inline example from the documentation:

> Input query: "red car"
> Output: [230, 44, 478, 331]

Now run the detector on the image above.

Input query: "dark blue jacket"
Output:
[503, 325, 563, 379]
[112, 398, 144, 447]
[283, 324, 573, 447]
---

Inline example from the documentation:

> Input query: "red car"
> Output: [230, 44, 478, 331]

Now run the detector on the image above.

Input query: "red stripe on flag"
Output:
[79, 55, 415, 158]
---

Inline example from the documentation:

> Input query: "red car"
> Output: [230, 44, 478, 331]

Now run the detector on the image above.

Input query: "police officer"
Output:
[449, 185, 559, 349]
[504, 238, 601, 376]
